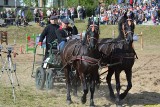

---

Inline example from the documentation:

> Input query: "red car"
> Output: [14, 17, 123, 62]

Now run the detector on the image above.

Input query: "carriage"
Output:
[32, 34, 81, 90]
[31, 40, 73, 90]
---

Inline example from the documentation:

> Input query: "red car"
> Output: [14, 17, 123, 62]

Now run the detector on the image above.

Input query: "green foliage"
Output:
[65, 0, 79, 7]
[26, 8, 33, 22]
[35, 0, 38, 7]
[43, 0, 47, 7]
[105, 0, 117, 6]
[0, 7, 6, 12]
[79, 0, 98, 17]
[23, 0, 32, 6]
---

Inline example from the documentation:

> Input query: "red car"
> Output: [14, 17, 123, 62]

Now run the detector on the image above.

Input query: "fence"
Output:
[136, 32, 143, 50]
[25, 33, 46, 53]
[26, 33, 36, 53]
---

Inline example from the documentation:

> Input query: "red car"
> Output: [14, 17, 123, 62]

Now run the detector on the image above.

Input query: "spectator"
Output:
[46, 9, 51, 18]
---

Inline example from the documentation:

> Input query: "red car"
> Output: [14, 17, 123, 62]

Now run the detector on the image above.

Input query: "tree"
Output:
[26, 8, 33, 21]
[43, 0, 47, 7]
[35, 0, 38, 7]
[23, 0, 47, 7]
[23, 0, 32, 7]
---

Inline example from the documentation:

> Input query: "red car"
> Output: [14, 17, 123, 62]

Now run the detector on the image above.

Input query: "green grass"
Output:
[0, 85, 62, 107]
[1, 22, 160, 46]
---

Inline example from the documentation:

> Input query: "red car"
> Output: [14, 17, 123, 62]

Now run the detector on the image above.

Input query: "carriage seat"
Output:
[71, 34, 81, 40]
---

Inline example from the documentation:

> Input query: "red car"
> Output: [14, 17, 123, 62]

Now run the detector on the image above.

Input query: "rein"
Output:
[122, 30, 134, 37]
[122, 24, 133, 38]
[98, 39, 126, 44]
[111, 53, 136, 59]
[88, 37, 98, 42]
[74, 55, 99, 65]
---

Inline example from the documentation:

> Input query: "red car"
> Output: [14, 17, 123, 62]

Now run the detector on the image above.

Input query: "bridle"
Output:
[122, 19, 134, 39]
[87, 24, 99, 45]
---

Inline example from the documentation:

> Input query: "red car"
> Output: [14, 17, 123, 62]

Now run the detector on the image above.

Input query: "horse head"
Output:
[122, 18, 135, 44]
[86, 22, 100, 50]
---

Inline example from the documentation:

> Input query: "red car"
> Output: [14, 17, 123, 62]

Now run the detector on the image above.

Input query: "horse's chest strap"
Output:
[72, 55, 99, 64]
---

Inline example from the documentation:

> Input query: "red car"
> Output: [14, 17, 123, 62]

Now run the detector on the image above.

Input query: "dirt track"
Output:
[0, 43, 160, 107]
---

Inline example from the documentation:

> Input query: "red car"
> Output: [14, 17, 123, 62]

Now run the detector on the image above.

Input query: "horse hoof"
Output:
[115, 98, 122, 106]
[116, 104, 122, 107]
[66, 100, 72, 105]
[81, 96, 86, 104]
[96, 83, 100, 89]
[119, 93, 126, 100]
[116, 101, 123, 107]
[116, 98, 120, 103]
[90, 100, 95, 107]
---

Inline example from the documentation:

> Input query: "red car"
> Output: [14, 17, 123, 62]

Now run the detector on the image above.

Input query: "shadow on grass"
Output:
[93, 85, 160, 107]
[122, 91, 160, 106]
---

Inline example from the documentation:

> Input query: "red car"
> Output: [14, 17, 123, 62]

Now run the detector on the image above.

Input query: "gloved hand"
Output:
[38, 42, 42, 46]
[66, 36, 71, 41]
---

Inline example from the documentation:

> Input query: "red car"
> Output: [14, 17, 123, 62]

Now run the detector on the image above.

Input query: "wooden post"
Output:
[39, 0, 43, 7]
[140, 32, 143, 50]
[137, 32, 143, 50]
[112, 30, 115, 38]
[0, 31, 8, 45]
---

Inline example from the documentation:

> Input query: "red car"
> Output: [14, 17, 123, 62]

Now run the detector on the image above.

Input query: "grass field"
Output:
[1, 22, 160, 46]
[0, 22, 160, 107]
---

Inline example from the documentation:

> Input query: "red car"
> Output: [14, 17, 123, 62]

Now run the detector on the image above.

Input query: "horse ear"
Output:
[124, 11, 128, 19]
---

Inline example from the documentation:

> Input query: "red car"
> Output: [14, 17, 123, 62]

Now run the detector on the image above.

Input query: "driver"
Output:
[56, 18, 78, 53]
[38, 15, 59, 60]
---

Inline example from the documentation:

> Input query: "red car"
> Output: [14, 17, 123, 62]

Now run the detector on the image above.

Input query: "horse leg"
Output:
[72, 71, 78, 97]
[65, 68, 72, 104]
[115, 70, 121, 103]
[81, 74, 88, 104]
[89, 80, 95, 107]
[106, 69, 115, 100]
[120, 69, 132, 100]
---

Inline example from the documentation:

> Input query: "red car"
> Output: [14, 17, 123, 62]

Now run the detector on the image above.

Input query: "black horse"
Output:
[98, 16, 136, 104]
[61, 22, 100, 106]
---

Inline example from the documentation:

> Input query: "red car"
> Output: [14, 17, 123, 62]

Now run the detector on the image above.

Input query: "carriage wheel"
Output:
[46, 69, 56, 90]
[35, 67, 46, 90]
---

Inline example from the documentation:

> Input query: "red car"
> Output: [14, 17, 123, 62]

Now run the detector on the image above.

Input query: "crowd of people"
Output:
[98, 0, 160, 25]
[0, 0, 160, 27]
[33, 2, 160, 26]
[0, 9, 28, 27]
[33, 6, 87, 27]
